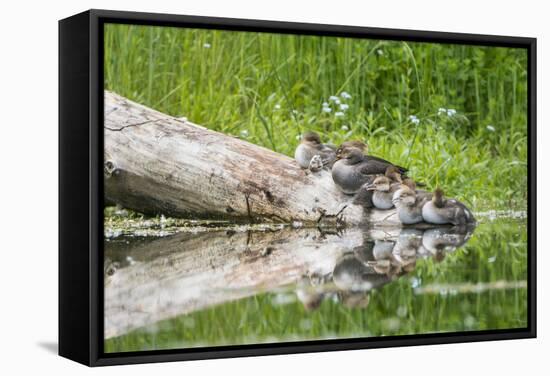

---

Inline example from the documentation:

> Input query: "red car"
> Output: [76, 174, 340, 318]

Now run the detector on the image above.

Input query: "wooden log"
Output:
[104, 91, 400, 226]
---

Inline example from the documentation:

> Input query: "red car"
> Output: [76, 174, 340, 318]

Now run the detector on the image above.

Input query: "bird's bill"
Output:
[320, 157, 332, 166]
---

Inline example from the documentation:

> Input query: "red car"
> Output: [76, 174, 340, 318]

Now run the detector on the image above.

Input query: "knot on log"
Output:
[316, 205, 348, 229]
[104, 160, 120, 178]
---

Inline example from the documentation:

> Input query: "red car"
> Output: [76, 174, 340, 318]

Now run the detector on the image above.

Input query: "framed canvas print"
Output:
[59, 9, 536, 366]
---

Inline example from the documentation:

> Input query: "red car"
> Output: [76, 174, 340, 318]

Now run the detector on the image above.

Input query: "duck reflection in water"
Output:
[295, 225, 474, 312]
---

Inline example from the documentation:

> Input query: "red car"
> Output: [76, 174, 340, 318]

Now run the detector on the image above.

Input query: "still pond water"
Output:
[103, 213, 527, 353]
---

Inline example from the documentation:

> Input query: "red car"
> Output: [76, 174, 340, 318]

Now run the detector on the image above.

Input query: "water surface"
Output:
[104, 217, 527, 352]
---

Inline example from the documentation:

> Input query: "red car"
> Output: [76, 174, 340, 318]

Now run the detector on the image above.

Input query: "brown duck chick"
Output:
[295, 276, 325, 312]
[421, 188, 476, 226]
[335, 140, 368, 159]
[294, 131, 336, 170]
[385, 166, 431, 200]
[385, 165, 403, 183]
[337, 291, 370, 309]
[385, 165, 427, 189]
[364, 176, 401, 209]
[391, 186, 430, 225]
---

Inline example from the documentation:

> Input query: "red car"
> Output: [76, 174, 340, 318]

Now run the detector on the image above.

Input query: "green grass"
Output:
[104, 219, 527, 352]
[104, 23, 528, 211]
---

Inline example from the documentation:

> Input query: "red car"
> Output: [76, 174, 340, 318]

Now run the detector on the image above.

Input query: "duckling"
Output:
[421, 227, 473, 256]
[364, 175, 402, 209]
[295, 276, 325, 312]
[390, 229, 421, 274]
[352, 181, 375, 208]
[384, 165, 403, 183]
[393, 229, 422, 261]
[368, 240, 395, 274]
[422, 188, 476, 225]
[308, 155, 324, 172]
[294, 131, 336, 170]
[332, 147, 406, 194]
[337, 291, 370, 309]
[335, 140, 368, 159]
[392, 186, 430, 225]
[373, 240, 395, 260]
[385, 165, 428, 194]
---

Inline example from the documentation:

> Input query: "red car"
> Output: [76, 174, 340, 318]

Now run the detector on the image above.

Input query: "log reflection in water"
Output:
[104, 225, 474, 339]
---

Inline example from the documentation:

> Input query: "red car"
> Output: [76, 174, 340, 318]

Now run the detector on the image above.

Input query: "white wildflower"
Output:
[447, 108, 457, 117]
[396, 306, 407, 317]
[322, 102, 329, 107]
[410, 277, 422, 289]
[322, 107, 332, 113]
[488, 256, 497, 263]
[329, 95, 339, 102]
[464, 315, 476, 328]
[299, 318, 313, 330]
[487, 125, 496, 132]
[341, 91, 352, 99]
[409, 115, 420, 125]
[203, 43, 211, 48]
[438, 107, 447, 115]
[240, 129, 249, 138]
[335, 111, 345, 117]
[341, 125, 349, 131]
[272, 293, 297, 306]
[291, 221, 303, 228]
[340, 103, 349, 111]
[274, 104, 281, 110]
[377, 49, 384, 56]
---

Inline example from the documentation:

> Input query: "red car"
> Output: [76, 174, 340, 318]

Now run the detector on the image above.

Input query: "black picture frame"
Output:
[59, 9, 537, 367]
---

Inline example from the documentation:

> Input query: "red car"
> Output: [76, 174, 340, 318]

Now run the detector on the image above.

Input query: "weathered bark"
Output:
[104, 91, 400, 226]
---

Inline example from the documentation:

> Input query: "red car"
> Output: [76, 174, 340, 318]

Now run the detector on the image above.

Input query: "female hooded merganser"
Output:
[332, 253, 392, 293]
[294, 131, 336, 170]
[332, 147, 406, 194]
[336, 141, 407, 171]
[422, 188, 476, 225]
[392, 186, 430, 225]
